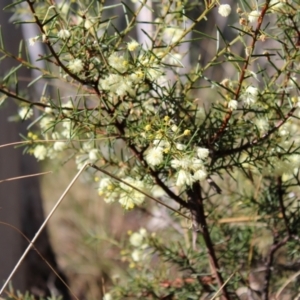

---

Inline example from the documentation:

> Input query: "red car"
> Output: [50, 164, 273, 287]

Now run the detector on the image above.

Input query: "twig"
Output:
[0, 171, 52, 184]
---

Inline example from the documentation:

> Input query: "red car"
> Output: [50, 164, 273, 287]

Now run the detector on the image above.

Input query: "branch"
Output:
[187, 182, 231, 300]
[277, 177, 291, 236]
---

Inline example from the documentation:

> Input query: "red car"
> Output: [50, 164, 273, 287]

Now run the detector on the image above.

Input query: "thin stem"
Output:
[0, 221, 78, 300]
[0, 162, 88, 297]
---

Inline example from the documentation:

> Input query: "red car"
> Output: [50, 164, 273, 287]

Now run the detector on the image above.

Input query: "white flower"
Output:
[147, 65, 163, 80]
[248, 10, 260, 23]
[130, 232, 144, 247]
[129, 70, 144, 83]
[98, 178, 117, 203]
[176, 169, 194, 187]
[228, 99, 238, 110]
[84, 19, 94, 30]
[89, 149, 99, 161]
[218, 4, 231, 17]
[191, 158, 204, 170]
[103, 293, 112, 300]
[153, 139, 170, 149]
[171, 157, 192, 170]
[40, 116, 54, 130]
[101, 74, 134, 96]
[119, 196, 135, 210]
[33, 145, 47, 161]
[119, 177, 146, 209]
[269, 0, 285, 11]
[44, 106, 52, 114]
[108, 53, 128, 73]
[68, 58, 83, 73]
[127, 40, 139, 51]
[193, 169, 207, 181]
[176, 143, 186, 151]
[171, 125, 178, 132]
[53, 141, 67, 151]
[243, 86, 259, 106]
[145, 147, 164, 166]
[255, 118, 269, 134]
[57, 29, 71, 40]
[197, 147, 209, 160]
[18, 107, 33, 120]
[131, 249, 142, 262]
[29, 36, 39, 46]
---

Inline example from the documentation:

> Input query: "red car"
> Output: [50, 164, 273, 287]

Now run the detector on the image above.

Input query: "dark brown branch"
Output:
[187, 182, 230, 300]
[277, 177, 291, 236]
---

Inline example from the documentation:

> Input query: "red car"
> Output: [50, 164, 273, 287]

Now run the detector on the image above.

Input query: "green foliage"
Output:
[1, 0, 300, 299]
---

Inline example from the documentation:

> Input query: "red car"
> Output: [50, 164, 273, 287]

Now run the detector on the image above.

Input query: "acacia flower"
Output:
[248, 10, 260, 23]
[57, 29, 71, 40]
[103, 293, 112, 300]
[218, 4, 231, 17]
[108, 53, 128, 73]
[33, 145, 47, 161]
[18, 107, 33, 120]
[197, 147, 209, 160]
[127, 40, 139, 51]
[53, 141, 67, 151]
[29, 36, 39, 46]
[98, 178, 117, 203]
[171, 157, 192, 170]
[89, 149, 99, 161]
[129, 229, 147, 247]
[176, 169, 194, 187]
[269, 0, 285, 11]
[68, 58, 84, 73]
[171, 125, 178, 132]
[243, 86, 259, 106]
[119, 177, 145, 209]
[228, 99, 238, 110]
[145, 147, 164, 166]
[193, 169, 207, 181]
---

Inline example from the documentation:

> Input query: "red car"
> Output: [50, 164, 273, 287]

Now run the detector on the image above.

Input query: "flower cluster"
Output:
[242, 86, 259, 106]
[171, 147, 209, 187]
[128, 228, 149, 262]
[218, 4, 231, 17]
[98, 176, 146, 209]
